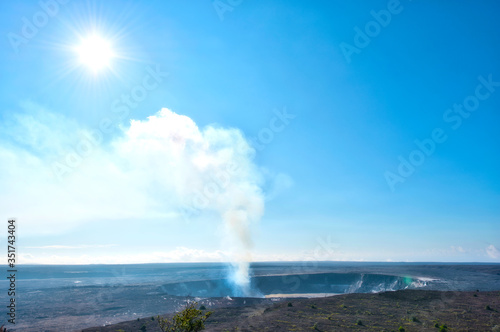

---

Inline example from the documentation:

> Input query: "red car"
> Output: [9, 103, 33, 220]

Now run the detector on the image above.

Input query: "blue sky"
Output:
[0, 0, 499, 264]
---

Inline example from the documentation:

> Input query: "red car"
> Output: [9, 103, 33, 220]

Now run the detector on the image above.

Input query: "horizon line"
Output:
[4, 260, 500, 266]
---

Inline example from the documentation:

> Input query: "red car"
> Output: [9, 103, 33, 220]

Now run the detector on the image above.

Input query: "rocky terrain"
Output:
[82, 290, 500, 332]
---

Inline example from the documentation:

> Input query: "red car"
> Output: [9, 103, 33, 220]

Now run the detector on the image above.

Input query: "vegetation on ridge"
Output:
[157, 302, 212, 332]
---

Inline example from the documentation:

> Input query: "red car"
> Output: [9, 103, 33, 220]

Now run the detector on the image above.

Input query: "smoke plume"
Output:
[122, 108, 264, 295]
[0, 106, 264, 294]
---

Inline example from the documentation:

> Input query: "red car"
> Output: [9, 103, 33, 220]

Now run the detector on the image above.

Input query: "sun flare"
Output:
[76, 35, 114, 72]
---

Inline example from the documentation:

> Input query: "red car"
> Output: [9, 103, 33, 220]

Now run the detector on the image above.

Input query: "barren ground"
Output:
[81, 290, 500, 332]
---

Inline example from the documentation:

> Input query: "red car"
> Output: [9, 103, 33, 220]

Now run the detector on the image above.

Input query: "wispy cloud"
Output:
[486, 244, 500, 259]
[24, 244, 118, 249]
[450, 245, 466, 253]
[20, 247, 231, 265]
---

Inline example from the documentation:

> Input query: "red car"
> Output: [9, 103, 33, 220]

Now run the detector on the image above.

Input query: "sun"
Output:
[76, 35, 115, 73]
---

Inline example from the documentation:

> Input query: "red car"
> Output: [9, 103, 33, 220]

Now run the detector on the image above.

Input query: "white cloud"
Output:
[24, 244, 118, 249]
[0, 106, 265, 238]
[486, 245, 500, 259]
[19, 247, 231, 265]
[18, 247, 362, 265]
[450, 245, 466, 253]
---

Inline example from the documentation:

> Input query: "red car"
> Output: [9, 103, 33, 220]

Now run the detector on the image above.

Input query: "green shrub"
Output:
[151, 316, 155, 321]
[356, 320, 363, 326]
[399, 327, 405, 332]
[140, 324, 147, 331]
[287, 302, 293, 307]
[311, 304, 317, 309]
[157, 302, 212, 332]
[486, 305, 492, 310]
[439, 324, 447, 332]
[411, 316, 418, 322]
[199, 305, 206, 310]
